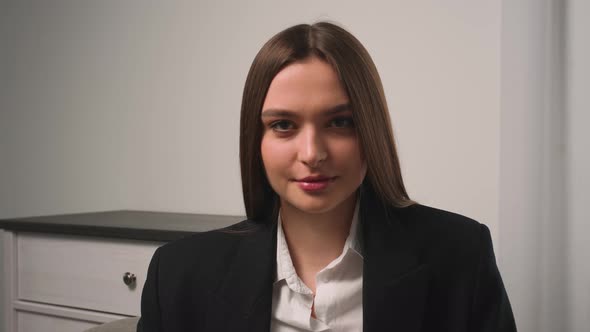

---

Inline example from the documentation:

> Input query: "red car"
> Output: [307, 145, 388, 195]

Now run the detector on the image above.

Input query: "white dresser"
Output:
[0, 211, 242, 332]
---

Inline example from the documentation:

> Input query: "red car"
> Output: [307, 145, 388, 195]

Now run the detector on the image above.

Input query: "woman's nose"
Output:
[297, 126, 327, 168]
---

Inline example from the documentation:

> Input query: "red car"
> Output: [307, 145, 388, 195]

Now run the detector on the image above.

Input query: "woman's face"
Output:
[260, 56, 367, 214]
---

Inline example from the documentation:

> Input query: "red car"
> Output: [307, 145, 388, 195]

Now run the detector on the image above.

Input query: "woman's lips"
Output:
[295, 177, 336, 192]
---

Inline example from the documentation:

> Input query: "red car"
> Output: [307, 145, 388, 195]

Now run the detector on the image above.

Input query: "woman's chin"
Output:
[283, 194, 340, 215]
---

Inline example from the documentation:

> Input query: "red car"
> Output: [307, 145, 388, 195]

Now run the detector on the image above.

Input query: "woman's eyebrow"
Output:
[261, 103, 351, 118]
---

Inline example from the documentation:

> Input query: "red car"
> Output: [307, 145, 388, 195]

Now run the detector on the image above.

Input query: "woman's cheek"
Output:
[261, 139, 290, 174]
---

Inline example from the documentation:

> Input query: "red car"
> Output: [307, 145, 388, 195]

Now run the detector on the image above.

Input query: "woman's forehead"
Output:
[262, 57, 349, 115]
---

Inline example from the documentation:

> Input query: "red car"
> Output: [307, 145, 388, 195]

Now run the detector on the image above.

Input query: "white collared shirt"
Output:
[270, 200, 363, 332]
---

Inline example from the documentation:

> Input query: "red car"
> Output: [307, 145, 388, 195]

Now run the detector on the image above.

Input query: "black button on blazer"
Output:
[137, 191, 517, 332]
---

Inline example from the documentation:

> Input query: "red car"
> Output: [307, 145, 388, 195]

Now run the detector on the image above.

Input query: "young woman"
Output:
[138, 22, 516, 332]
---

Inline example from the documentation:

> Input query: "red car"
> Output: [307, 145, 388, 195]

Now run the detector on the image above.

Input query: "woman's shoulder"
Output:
[392, 203, 493, 259]
[146, 219, 273, 287]
[395, 203, 484, 235]
[141, 219, 274, 304]
[157, 219, 269, 256]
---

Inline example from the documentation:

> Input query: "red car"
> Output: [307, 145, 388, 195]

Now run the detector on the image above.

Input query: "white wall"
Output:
[0, 0, 12, 217]
[0, 0, 501, 241]
[0, 0, 9, 322]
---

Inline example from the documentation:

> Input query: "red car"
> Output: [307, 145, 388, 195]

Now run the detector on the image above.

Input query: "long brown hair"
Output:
[240, 22, 416, 224]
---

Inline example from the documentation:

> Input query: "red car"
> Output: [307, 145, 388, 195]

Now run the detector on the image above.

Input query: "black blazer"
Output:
[137, 192, 517, 332]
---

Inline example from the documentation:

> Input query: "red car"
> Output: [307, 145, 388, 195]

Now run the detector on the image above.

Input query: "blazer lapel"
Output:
[360, 185, 429, 332]
[210, 221, 277, 331]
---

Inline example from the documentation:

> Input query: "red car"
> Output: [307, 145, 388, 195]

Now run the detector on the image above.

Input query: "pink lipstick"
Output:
[295, 176, 336, 192]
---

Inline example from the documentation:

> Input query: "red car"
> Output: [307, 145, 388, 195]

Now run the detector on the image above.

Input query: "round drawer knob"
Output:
[123, 272, 136, 286]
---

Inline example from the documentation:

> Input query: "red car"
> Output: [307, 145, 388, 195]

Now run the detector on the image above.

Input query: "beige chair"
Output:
[85, 317, 139, 332]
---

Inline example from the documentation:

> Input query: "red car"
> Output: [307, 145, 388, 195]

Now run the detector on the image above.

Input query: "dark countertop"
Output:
[0, 210, 246, 242]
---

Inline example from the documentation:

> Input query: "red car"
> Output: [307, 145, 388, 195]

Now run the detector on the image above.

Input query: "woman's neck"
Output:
[279, 192, 358, 291]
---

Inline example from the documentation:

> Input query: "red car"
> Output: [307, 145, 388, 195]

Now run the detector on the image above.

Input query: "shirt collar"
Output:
[275, 198, 363, 283]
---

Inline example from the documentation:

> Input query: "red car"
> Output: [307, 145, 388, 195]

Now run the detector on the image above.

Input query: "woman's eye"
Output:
[269, 120, 294, 132]
[330, 117, 354, 128]
[268, 117, 353, 133]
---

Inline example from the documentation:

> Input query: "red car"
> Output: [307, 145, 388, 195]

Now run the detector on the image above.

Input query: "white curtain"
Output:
[499, 1, 589, 331]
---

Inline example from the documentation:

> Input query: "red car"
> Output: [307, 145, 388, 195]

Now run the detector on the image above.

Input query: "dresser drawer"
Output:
[17, 311, 98, 332]
[17, 232, 161, 316]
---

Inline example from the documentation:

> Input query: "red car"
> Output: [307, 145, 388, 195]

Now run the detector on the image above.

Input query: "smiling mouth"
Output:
[295, 176, 336, 182]
[294, 177, 337, 192]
